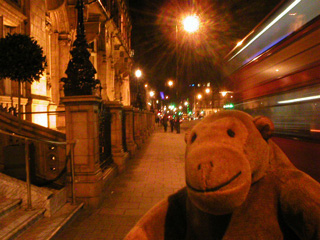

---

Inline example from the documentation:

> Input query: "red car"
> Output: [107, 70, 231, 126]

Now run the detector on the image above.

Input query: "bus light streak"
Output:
[229, 0, 301, 62]
[310, 129, 320, 133]
[277, 95, 320, 104]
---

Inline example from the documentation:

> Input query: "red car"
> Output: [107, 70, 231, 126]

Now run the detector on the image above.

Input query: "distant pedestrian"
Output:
[170, 118, 175, 132]
[162, 114, 168, 132]
[175, 116, 181, 134]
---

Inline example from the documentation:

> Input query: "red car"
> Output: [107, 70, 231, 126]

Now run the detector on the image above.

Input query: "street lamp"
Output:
[221, 91, 228, 97]
[135, 69, 142, 109]
[205, 87, 214, 111]
[175, 15, 200, 100]
[183, 15, 200, 33]
[149, 90, 155, 111]
[219, 90, 233, 109]
[135, 69, 142, 78]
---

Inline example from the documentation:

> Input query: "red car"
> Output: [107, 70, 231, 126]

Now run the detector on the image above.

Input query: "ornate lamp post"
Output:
[61, 0, 100, 96]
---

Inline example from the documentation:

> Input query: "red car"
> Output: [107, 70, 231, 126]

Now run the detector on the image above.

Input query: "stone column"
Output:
[62, 95, 102, 208]
[142, 111, 148, 139]
[0, 16, 3, 38]
[147, 111, 153, 133]
[133, 108, 142, 148]
[105, 101, 129, 172]
[123, 106, 137, 156]
[151, 112, 156, 131]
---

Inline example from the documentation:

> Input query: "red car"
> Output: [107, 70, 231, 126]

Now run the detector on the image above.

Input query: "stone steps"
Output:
[15, 202, 84, 240]
[0, 197, 45, 240]
[0, 195, 84, 240]
[0, 197, 22, 217]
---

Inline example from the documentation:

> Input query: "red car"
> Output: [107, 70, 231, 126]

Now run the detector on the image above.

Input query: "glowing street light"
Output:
[205, 87, 214, 110]
[135, 69, 142, 78]
[221, 91, 227, 97]
[134, 69, 143, 109]
[168, 80, 174, 87]
[175, 14, 200, 100]
[220, 91, 233, 97]
[197, 94, 202, 100]
[183, 15, 200, 33]
[149, 91, 155, 97]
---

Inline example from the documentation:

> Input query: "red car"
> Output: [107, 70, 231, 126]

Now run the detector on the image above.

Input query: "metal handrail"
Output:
[0, 128, 77, 208]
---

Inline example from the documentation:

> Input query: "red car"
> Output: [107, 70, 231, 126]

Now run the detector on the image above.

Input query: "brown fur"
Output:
[125, 110, 320, 240]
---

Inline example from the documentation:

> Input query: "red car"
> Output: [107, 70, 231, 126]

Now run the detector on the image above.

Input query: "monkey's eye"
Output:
[191, 133, 197, 143]
[227, 129, 235, 138]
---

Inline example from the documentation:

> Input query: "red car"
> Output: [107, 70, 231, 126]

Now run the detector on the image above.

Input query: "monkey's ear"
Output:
[253, 116, 274, 140]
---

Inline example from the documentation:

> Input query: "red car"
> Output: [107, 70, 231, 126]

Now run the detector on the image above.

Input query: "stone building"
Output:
[0, 0, 133, 129]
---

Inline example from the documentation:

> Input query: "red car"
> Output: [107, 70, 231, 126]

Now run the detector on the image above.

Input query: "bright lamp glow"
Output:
[135, 69, 142, 78]
[197, 94, 202, 99]
[221, 92, 227, 97]
[183, 15, 200, 33]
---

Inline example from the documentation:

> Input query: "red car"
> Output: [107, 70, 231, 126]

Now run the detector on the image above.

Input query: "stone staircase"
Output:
[0, 173, 84, 240]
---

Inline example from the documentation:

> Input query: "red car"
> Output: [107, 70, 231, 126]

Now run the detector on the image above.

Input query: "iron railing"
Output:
[0, 129, 77, 209]
[98, 102, 113, 169]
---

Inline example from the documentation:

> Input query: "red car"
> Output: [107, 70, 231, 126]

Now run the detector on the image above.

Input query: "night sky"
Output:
[128, 0, 283, 100]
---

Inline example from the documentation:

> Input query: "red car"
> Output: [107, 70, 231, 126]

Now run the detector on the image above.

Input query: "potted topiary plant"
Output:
[0, 33, 47, 122]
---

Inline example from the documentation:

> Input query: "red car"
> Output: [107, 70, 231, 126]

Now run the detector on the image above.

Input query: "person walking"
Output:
[162, 114, 168, 132]
[170, 118, 175, 132]
[175, 115, 181, 134]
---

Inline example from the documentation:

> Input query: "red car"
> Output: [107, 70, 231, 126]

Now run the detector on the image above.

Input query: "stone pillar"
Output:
[62, 95, 103, 208]
[142, 111, 148, 139]
[138, 111, 145, 143]
[123, 106, 137, 156]
[133, 108, 142, 148]
[105, 101, 129, 172]
[147, 112, 153, 133]
[150, 112, 156, 131]
[0, 16, 3, 38]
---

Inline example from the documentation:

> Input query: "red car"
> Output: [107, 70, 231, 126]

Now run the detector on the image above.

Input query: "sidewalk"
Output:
[54, 124, 189, 240]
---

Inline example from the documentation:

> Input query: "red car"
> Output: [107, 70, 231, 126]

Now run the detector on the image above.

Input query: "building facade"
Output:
[0, 0, 133, 129]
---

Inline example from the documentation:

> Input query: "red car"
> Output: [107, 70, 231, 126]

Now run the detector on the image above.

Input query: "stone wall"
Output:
[62, 97, 155, 207]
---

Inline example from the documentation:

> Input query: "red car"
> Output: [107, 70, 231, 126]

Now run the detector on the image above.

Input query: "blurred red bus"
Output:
[224, 0, 320, 140]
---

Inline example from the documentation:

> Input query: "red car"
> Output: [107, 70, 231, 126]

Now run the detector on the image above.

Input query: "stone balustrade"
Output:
[62, 96, 155, 207]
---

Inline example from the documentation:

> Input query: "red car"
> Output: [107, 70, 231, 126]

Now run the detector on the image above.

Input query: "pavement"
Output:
[54, 121, 197, 240]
